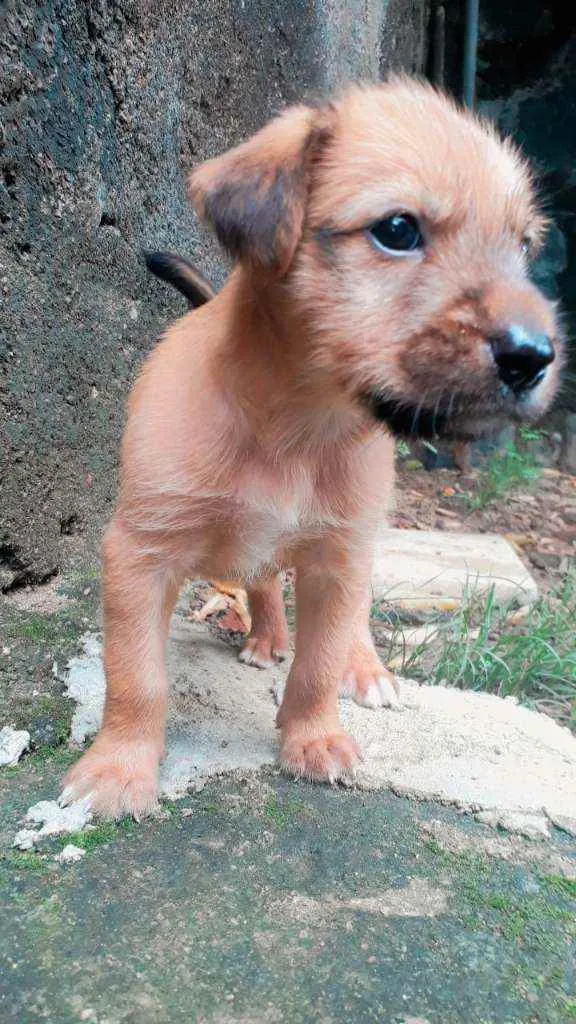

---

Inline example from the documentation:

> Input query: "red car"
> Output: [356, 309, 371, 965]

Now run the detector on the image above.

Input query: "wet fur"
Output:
[62, 78, 562, 818]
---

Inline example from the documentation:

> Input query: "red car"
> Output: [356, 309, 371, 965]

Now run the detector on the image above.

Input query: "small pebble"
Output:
[56, 844, 86, 864]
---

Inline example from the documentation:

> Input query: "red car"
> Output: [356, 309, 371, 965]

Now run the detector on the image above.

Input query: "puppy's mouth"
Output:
[363, 391, 503, 442]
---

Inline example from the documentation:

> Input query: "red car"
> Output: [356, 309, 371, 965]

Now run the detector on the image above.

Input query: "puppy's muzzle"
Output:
[366, 313, 558, 442]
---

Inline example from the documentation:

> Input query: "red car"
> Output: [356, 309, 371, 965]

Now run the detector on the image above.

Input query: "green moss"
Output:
[422, 838, 574, 951]
[1, 850, 48, 872]
[2, 747, 78, 778]
[64, 818, 137, 853]
[557, 998, 576, 1019]
[460, 881, 573, 946]
[264, 796, 307, 830]
[3, 611, 81, 645]
[544, 875, 576, 899]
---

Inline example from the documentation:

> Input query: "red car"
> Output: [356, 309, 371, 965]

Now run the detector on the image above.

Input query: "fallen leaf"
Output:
[219, 608, 249, 633]
[506, 606, 530, 626]
[193, 592, 230, 622]
[436, 507, 459, 519]
[503, 532, 533, 551]
[193, 580, 252, 633]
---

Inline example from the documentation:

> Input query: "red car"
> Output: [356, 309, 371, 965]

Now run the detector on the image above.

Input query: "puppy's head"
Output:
[190, 79, 563, 440]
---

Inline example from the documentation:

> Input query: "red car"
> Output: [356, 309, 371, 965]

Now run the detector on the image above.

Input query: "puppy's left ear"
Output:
[189, 105, 329, 275]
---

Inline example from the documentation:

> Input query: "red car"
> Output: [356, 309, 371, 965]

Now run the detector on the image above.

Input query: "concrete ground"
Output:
[1, 566, 575, 1023]
[1, 759, 576, 1024]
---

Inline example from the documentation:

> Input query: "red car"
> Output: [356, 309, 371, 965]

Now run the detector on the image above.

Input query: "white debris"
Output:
[0, 725, 30, 767]
[55, 843, 86, 864]
[14, 797, 92, 848]
[25, 797, 92, 836]
[64, 635, 106, 745]
[13, 829, 40, 850]
[475, 809, 551, 840]
[14, 797, 93, 848]
[547, 813, 576, 838]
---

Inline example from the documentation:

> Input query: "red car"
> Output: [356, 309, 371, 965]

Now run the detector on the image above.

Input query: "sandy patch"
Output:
[54, 612, 576, 838]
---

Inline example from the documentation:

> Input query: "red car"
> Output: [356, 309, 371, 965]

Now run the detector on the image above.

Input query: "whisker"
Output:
[431, 395, 441, 438]
[411, 394, 427, 436]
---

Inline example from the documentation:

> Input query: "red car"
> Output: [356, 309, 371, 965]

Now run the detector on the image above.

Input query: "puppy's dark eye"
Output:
[369, 213, 423, 254]
[521, 236, 531, 256]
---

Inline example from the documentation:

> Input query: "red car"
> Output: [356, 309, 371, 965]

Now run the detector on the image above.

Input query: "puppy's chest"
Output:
[234, 470, 341, 558]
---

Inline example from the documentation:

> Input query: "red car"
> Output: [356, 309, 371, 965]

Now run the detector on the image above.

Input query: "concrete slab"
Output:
[54, 614, 576, 837]
[2, 767, 575, 1024]
[372, 529, 538, 607]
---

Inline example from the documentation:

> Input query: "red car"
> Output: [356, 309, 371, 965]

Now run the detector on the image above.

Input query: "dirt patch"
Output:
[270, 878, 447, 923]
[392, 461, 576, 593]
[5, 579, 70, 616]
[418, 819, 576, 880]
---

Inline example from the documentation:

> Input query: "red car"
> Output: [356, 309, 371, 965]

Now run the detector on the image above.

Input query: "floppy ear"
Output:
[189, 105, 328, 275]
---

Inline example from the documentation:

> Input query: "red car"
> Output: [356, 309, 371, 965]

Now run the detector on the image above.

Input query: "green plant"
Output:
[396, 439, 411, 459]
[518, 425, 545, 444]
[392, 572, 576, 729]
[468, 439, 540, 509]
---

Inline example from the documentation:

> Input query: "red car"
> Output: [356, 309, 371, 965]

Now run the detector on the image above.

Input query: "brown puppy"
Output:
[62, 78, 562, 818]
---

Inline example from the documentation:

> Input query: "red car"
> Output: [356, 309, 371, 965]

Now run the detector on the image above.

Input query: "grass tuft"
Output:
[383, 571, 576, 730]
[467, 435, 541, 509]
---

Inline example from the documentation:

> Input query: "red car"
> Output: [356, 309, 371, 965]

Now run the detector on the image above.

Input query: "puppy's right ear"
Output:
[189, 105, 329, 275]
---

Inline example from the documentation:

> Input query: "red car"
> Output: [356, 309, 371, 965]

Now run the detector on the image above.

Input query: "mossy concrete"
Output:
[0, 571, 100, 748]
[1, 757, 575, 1024]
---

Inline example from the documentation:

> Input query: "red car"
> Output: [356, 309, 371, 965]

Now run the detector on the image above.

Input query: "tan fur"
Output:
[62, 78, 562, 818]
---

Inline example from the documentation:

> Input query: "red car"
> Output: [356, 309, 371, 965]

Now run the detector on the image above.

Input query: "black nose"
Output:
[489, 325, 555, 395]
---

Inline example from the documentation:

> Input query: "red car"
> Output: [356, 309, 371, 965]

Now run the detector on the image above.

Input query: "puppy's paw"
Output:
[341, 641, 400, 708]
[61, 736, 160, 821]
[280, 723, 362, 783]
[239, 635, 289, 669]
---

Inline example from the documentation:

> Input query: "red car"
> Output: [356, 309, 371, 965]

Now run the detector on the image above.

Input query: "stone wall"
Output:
[0, 0, 428, 588]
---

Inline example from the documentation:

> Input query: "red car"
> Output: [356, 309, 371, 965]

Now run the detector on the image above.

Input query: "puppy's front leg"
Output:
[277, 534, 368, 782]
[342, 588, 400, 709]
[61, 517, 182, 819]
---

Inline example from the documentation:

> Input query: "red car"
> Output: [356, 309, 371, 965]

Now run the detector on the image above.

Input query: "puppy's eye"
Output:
[369, 213, 423, 254]
[521, 236, 531, 256]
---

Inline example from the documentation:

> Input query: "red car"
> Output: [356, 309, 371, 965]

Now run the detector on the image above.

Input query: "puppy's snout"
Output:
[488, 325, 555, 396]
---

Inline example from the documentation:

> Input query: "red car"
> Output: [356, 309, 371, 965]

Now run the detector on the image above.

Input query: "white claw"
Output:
[58, 786, 74, 807]
[272, 649, 289, 663]
[362, 683, 383, 709]
[341, 671, 356, 697]
[377, 676, 401, 708]
[238, 647, 274, 669]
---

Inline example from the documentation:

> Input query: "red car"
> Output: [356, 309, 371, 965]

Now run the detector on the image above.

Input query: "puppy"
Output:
[62, 77, 562, 818]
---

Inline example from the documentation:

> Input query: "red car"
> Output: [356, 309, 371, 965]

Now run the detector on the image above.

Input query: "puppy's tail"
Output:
[144, 251, 216, 307]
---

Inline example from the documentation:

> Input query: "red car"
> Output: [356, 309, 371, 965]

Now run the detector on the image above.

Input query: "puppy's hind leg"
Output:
[239, 575, 290, 669]
[61, 517, 183, 819]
